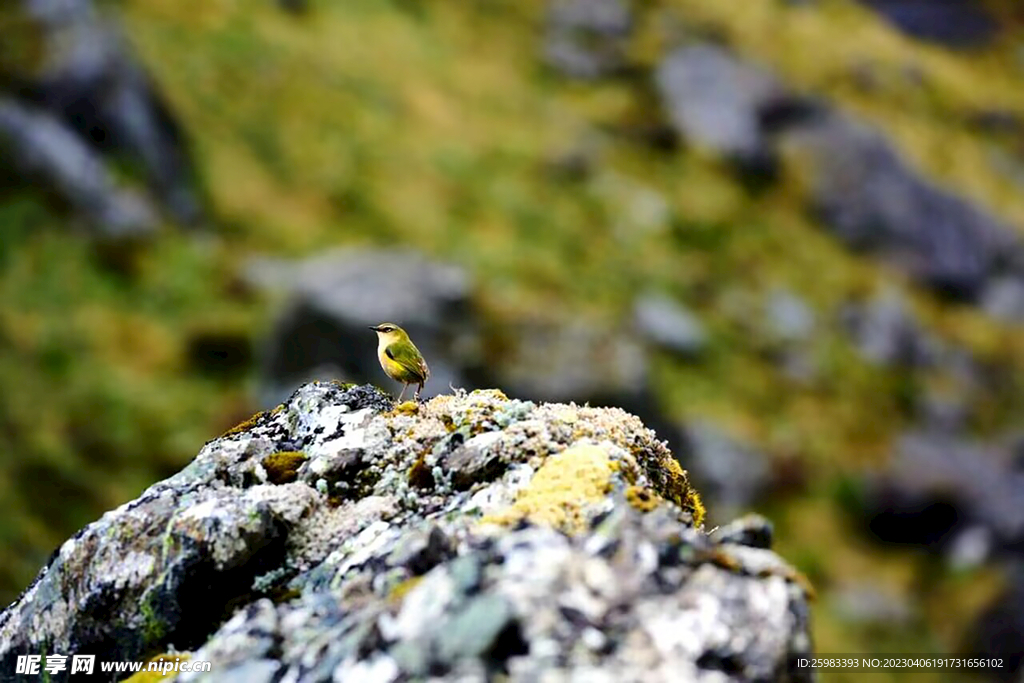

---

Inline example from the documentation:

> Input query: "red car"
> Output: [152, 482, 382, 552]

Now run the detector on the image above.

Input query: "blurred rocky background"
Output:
[3, 0, 1024, 680]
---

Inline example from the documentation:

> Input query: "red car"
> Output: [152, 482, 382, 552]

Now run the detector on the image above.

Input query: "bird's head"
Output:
[369, 323, 409, 343]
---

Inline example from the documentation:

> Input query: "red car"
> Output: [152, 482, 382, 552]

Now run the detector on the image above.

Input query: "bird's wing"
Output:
[385, 343, 429, 382]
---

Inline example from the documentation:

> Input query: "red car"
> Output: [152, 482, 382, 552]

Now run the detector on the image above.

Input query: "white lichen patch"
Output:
[242, 483, 319, 526]
[380, 569, 456, 642]
[288, 496, 399, 571]
[104, 552, 157, 590]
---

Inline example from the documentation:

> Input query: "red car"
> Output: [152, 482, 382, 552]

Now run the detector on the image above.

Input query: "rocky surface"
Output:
[0, 382, 814, 682]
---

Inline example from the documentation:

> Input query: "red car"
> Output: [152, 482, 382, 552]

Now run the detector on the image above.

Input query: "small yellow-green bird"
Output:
[369, 323, 430, 402]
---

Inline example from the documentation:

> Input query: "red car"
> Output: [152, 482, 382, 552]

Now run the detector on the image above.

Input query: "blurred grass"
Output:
[0, 0, 1022, 672]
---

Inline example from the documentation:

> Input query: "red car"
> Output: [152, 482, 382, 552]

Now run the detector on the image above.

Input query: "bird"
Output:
[369, 323, 430, 402]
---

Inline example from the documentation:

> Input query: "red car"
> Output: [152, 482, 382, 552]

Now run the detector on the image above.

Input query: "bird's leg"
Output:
[397, 384, 407, 402]
[415, 382, 423, 402]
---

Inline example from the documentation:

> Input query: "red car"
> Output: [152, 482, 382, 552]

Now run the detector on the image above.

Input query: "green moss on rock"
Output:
[220, 405, 284, 438]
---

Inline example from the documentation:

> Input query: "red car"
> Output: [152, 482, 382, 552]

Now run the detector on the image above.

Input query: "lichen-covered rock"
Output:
[0, 382, 814, 682]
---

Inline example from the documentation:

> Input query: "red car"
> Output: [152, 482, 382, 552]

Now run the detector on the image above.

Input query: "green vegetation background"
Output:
[3, 1, 1024, 679]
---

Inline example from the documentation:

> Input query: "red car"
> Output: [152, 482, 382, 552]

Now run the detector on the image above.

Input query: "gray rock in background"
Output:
[764, 289, 816, 344]
[0, 98, 157, 235]
[655, 44, 789, 170]
[785, 113, 1018, 299]
[981, 276, 1024, 323]
[762, 289, 819, 382]
[545, 0, 632, 79]
[633, 292, 707, 357]
[0, 0, 201, 230]
[864, 431, 1024, 555]
[494, 319, 650, 407]
[838, 289, 985, 428]
[968, 562, 1024, 680]
[681, 422, 772, 512]
[654, 41, 1023, 303]
[0, 382, 813, 682]
[839, 289, 938, 368]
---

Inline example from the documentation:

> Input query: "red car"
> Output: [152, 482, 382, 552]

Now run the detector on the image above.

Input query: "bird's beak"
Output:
[369, 326, 380, 332]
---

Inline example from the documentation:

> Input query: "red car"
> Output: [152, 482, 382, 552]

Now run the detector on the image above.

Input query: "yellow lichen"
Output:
[393, 401, 420, 415]
[625, 485, 660, 513]
[707, 548, 743, 572]
[756, 567, 818, 602]
[388, 575, 424, 604]
[122, 653, 192, 682]
[649, 454, 706, 527]
[262, 451, 308, 484]
[481, 443, 614, 533]
[471, 388, 508, 401]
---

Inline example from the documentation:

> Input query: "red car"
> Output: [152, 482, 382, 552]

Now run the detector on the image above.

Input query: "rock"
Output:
[653, 42, 1023, 303]
[681, 422, 772, 511]
[864, 431, 1024, 556]
[544, 0, 631, 79]
[633, 293, 707, 357]
[856, 0, 999, 48]
[0, 98, 157, 236]
[839, 289, 938, 368]
[784, 113, 1018, 299]
[247, 249, 475, 404]
[712, 514, 774, 550]
[967, 563, 1024, 681]
[447, 431, 509, 491]
[764, 289, 816, 344]
[277, 0, 309, 14]
[981, 276, 1024, 323]
[434, 594, 519, 665]
[655, 44, 793, 172]
[833, 584, 913, 625]
[761, 289, 818, 381]
[495, 320, 648, 405]
[0, 382, 815, 682]
[0, 0, 202, 227]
